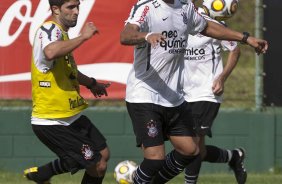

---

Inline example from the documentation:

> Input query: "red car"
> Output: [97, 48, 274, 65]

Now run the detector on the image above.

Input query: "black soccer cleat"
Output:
[23, 167, 51, 184]
[229, 148, 247, 184]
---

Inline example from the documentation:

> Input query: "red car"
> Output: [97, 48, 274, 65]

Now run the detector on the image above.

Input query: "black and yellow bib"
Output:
[31, 21, 88, 118]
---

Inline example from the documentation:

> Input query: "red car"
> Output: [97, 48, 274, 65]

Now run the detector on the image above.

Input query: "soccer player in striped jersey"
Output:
[121, 0, 267, 183]
[122, 0, 207, 183]
[182, 1, 247, 183]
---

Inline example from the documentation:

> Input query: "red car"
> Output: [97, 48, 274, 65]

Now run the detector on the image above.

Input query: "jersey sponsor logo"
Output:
[137, 5, 150, 24]
[147, 120, 158, 138]
[160, 30, 187, 54]
[184, 48, 206, 60]
[69, 96, 85, 109]
[81, 144, 94, 160]
[185, 48, 205, 55]
[39, 81, 51, 88]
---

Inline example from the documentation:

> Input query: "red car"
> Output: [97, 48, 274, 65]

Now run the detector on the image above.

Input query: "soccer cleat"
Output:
[23, 167, 51, 184]
[228, 148, 247, 184]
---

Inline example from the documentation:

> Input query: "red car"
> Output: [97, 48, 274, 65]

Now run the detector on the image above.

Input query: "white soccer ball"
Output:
[114, 160, 138, 184]
[202, 0, 239, 21]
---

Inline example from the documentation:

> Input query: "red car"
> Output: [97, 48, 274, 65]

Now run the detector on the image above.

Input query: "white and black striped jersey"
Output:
[182, 8, 238, 103]
[125, 0, 207, 107]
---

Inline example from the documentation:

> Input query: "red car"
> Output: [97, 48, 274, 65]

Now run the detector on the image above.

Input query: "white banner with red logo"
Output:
[0, 0, 135, 99]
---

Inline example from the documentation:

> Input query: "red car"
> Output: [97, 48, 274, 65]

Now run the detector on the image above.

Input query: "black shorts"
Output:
[126, 102, 195, 148]
[188, 101, 220, 137]
[32, 115, 107, 174]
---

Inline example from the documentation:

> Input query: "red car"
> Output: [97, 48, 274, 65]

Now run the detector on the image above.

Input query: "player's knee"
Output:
[98, 147, 110, 174]
[87, 147, 110, 177]
[96, 161, 107, 176]
[199, 137, 207, 159]
[189, 146, 200, 156]
[101, 147, 110, 162]
[176, 144, 199, 156]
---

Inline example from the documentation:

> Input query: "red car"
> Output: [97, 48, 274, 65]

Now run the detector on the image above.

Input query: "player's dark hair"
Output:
[49, 0, 69, 8]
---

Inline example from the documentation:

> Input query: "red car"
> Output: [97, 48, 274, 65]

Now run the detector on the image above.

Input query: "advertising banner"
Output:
[0, 0, 135, 99]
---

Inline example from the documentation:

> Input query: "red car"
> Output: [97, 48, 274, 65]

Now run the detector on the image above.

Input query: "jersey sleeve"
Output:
[221, 40, 238, 51]
[124, 2, 149, 29]
[185, 3, 207, 35]
[220, 22, 238, 51]
[38, 22, 62, 50]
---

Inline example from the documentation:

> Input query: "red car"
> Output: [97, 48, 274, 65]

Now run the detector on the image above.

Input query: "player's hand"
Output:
[212, 77, 224, 96]
[90, 82, 111, 98]
[145, 33, 166, 48]
[81, 22, 99, 40]
[247, 37, 268, 55]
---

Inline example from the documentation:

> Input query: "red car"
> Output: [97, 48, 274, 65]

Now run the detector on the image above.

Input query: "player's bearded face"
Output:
[59, 1, 80, 28]
[60, 12, 78, 28]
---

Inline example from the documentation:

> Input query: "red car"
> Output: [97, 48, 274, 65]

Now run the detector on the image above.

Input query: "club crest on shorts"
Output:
[147, 120, 158, 137]
[81, 144, 94, 160]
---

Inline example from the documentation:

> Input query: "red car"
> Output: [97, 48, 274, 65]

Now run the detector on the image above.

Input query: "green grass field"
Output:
[1, 171, 282, 184]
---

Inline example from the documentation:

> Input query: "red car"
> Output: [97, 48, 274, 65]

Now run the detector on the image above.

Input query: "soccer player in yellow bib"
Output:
[24, 0, 111, 184]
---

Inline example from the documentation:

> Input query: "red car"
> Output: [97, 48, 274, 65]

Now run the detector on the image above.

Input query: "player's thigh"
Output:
[142, 144, 166, 159]
[32, 116, 107, 173]
[86, 147, 110, 176]
[126, 102, 166, 148]
[169, 135, 200, 156]
[31, 125, 88, 173]
[70, 115, 107, 151]
[168, 101, 195, 137]
[189, 101, 220, 137]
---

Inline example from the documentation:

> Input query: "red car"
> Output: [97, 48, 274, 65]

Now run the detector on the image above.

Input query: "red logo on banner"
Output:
[0, 0, 135, 99]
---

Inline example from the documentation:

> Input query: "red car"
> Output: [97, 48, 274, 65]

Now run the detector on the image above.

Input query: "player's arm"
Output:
[120, 23, 146, 45]
[201, 20, 268, 54]
[77, 71, 111, 98]
[212, 46, 240, 95]
[120, 23, 165, 47]
[44, 22, 98, 61]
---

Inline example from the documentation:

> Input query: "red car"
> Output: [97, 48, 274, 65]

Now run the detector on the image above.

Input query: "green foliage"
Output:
[222, 0, 257, 109]
[195, 0, 258, 109]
